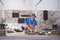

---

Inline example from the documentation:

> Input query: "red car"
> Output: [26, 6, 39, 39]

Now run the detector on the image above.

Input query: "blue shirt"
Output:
[26, 18, 37, 26]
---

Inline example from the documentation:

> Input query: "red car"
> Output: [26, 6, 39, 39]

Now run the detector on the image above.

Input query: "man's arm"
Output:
[26, 18, 29, 25]
[33, 20, 37, 26]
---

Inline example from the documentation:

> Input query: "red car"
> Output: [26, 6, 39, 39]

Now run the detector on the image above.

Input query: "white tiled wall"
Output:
[36, 10, 60, 29]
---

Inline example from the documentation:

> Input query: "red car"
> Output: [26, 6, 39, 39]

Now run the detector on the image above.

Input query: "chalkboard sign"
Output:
[18, 18, 26, 23]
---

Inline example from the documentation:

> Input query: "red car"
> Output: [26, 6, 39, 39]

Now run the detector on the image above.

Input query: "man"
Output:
[25, 14, 37, 33]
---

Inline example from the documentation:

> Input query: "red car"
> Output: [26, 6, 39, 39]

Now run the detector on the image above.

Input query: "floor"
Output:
[0, 35, 60, 40]
[0, 29, 59, 40]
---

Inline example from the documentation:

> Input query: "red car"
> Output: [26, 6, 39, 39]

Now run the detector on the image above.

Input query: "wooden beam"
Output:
[35, 0, 42, 7]
[0, 0, 4, 5]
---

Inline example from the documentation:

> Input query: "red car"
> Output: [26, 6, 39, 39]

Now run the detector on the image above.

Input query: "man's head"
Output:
[30, 13, 36, 19]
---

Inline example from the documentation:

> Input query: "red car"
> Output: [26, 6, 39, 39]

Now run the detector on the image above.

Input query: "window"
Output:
[12, 12, 19, 18]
